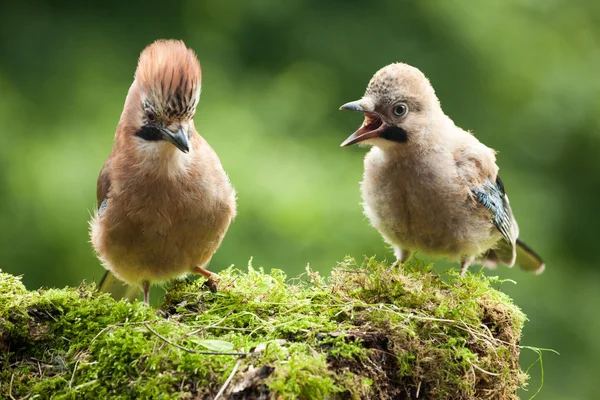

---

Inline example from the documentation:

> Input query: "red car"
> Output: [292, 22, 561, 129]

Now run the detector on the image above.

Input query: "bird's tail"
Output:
[515, 238, 545, 274]
[98, 271, 141, 302]
[479, 238, 545, 274]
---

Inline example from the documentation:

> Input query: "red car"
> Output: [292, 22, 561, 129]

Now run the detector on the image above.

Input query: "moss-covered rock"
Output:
[0, 258, 528, 399]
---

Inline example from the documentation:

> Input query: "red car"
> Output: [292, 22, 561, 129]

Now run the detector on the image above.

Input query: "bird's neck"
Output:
[132, 139, 193, 179]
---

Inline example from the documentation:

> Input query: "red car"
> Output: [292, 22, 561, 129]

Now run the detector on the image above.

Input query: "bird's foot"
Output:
[204, 276, 219, 293]
[391, 260, 400, 269]
[192, 266, 219, 293]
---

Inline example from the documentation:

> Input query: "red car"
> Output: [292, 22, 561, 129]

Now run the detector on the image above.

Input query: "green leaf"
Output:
[197, 339, 234, 352]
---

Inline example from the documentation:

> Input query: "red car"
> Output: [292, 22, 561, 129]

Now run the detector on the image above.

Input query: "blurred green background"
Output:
[0, 0, 598, 398]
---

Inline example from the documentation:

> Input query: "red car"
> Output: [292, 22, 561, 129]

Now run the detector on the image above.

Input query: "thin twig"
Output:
[213, 352, 244, 400]
[472, 363, 502, 376]
[9, 372, 16, 400]
[205, 326, 252, 332]
[144, 323, 249, 356]
[369, 347, 398, 358]
[183, 312, 234, 337]
[90, 321, 150, 344]
[380, 305, 513, 347]
[69, 359, 81, 388]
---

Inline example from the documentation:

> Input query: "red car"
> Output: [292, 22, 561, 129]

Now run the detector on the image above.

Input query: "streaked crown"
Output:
[135, 40, 202, 121]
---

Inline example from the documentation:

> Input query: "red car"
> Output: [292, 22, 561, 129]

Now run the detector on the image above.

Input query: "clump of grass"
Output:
[0, 257, 530, 399]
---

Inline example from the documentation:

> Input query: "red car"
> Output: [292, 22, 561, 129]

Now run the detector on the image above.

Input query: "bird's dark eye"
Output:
[146, 111, 156, 123]
[393, 104, 408, 117]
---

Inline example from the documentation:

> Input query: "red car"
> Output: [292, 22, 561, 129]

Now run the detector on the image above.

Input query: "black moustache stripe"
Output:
[380, 126, 408, 143]
[135, 125, 164, 141]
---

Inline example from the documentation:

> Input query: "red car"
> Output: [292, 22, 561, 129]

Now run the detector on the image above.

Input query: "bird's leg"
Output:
[192, 266, 219, 293]
[142, 280, 150, 305]
[400, 250, 413, 263]
[392, 248, 412, 268]
[460, 256, 474, 277]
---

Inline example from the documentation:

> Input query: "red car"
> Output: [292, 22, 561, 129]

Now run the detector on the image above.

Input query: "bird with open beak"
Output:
[340, 63, 544, 276]
[90, 40, 237, 304]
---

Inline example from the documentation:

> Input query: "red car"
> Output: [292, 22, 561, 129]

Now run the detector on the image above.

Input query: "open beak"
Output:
[160, 126, 190, 153]
[339, 99, 385, 147]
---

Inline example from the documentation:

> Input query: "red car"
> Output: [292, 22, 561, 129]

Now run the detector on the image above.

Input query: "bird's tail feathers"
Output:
[515, 238, 545, 274]
[478, 238, 545, 274]
[98, 271, 141, 302]
[478, 239, 516, 269]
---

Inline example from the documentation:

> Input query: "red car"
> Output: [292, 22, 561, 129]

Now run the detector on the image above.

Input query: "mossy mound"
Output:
[0, 258, 528, 399]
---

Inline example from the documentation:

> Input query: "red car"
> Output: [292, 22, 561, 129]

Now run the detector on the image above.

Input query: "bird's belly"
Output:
[92, 193, 234, 285]
[363, 178, 497, 260]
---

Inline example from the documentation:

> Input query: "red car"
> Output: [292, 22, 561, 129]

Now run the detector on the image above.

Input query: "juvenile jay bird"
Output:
[340, 63, 544, 276]
[90, 40, 236, 303]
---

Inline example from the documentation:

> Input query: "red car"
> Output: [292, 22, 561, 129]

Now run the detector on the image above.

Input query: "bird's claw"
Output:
[204, 276, 219, 293]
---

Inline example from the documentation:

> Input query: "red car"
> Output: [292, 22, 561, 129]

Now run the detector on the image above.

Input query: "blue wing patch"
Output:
[98, 199, 108, 218]
[474, 177, 517, 244]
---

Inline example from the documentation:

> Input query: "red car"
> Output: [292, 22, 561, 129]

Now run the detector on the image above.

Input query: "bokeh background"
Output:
[1, 0, 598, 398]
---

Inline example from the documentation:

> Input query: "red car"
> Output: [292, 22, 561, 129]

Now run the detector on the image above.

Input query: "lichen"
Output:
[0, 258, 528, 399]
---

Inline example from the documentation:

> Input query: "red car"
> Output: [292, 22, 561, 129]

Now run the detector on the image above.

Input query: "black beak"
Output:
[161, 126, 190, 153]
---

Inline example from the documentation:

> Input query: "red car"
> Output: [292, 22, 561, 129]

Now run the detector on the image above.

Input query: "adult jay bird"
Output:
[90, 39, 237, 303]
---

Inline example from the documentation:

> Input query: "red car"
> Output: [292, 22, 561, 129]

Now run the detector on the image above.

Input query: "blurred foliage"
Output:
[0, 0, 598, 398]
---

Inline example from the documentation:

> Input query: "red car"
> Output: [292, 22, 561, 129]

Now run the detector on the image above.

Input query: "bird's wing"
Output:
[454, 143, 518, 246]
[454, 140, 544, 273]
[96, 159, 111, 213]
[473, 176, 518, 246]
[94, 159, 141, 301]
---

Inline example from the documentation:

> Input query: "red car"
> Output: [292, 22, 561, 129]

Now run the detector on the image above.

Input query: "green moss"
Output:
[0, 258, 529, 399]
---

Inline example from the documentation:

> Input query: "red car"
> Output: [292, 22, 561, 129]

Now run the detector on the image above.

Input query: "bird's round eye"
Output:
[393, 104, 408, 117]
[146, 111, 156, 122]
